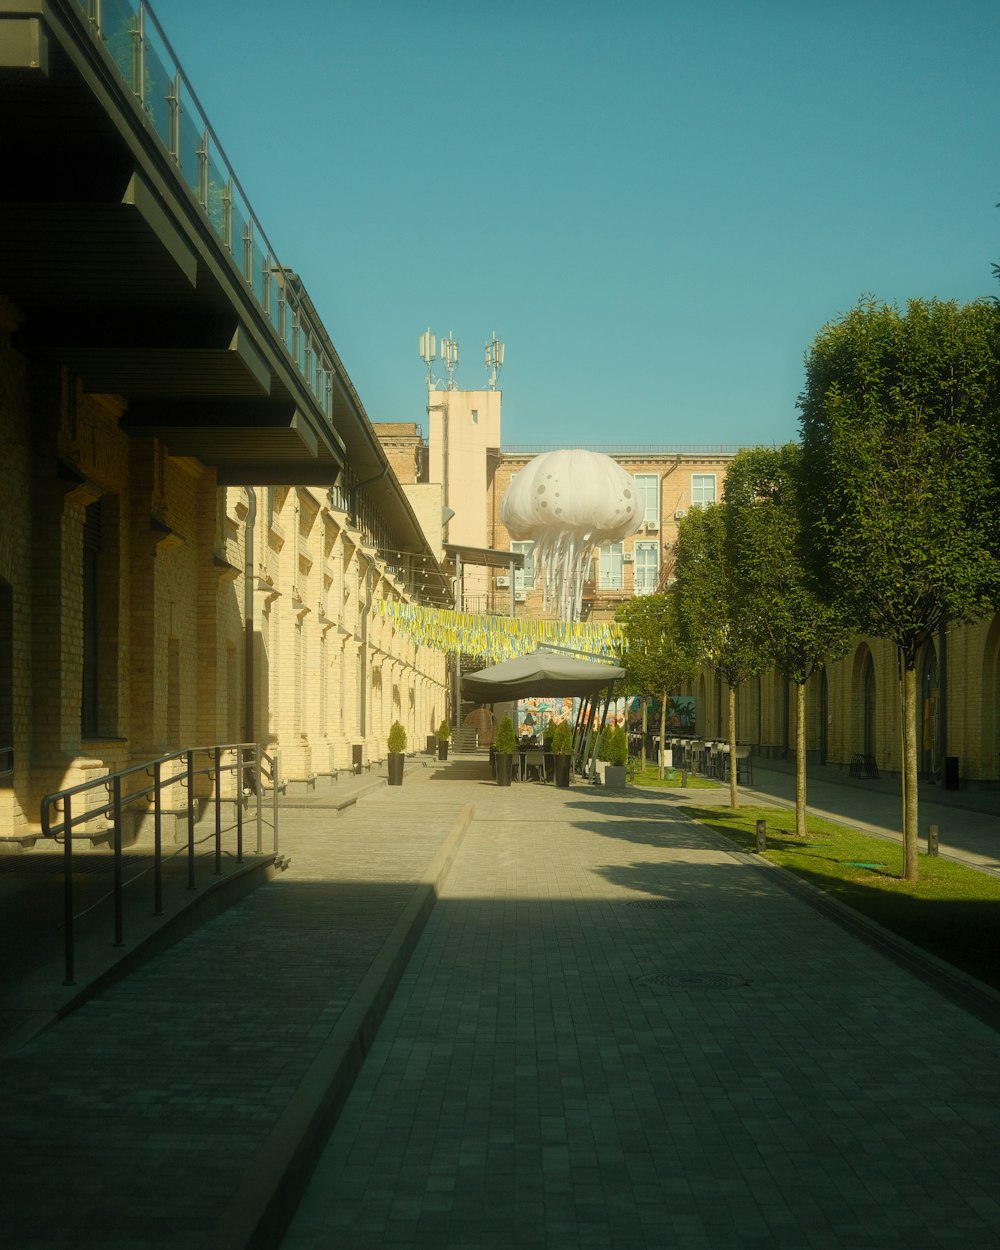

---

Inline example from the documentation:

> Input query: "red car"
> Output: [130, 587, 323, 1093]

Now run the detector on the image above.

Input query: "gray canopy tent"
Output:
[461, 648, 625, 776]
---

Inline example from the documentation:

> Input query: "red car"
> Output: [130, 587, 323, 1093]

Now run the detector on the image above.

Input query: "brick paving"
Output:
[0, 759, 470, 1250]
[2, 759, 1000, 1248]
[282, 781, 1000, 1250]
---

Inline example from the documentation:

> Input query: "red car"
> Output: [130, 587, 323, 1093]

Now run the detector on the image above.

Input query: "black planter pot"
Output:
[496, 753, 514, 786]
[387, 753, 404, 786]
[438, 741, 449, 760]
[553, 755, 571, 788]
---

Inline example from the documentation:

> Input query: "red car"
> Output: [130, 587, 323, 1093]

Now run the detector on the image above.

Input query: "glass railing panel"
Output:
[176, 84, 204, 201]
[141, 16, 174, 150]
[231, 184, 252, 280]
[205, 138, 230, 246]
[264, 263, 280, 333]
[69, 0, 343, 430]
[250, 231, 265, 304]
[102, 0, 138, 90]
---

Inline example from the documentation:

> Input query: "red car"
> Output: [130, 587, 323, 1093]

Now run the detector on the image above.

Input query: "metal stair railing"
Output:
[40, 742, 279, 987]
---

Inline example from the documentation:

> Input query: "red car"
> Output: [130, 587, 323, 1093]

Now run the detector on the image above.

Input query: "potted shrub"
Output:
[603, 725, 628, 789]
[494, 715, 517, 786]
[436, 719, 452, 761]
[387, 721, 407, 786]
[551, 720, 573, 788]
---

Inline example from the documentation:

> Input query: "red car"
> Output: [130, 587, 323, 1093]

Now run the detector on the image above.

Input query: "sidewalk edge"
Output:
[210, 800, 476, 1250]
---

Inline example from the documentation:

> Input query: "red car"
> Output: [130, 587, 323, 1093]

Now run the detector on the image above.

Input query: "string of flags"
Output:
[376, 600, 624, 664]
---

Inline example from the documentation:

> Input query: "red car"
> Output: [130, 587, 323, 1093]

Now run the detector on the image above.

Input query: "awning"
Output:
[461, 649, 624, 702]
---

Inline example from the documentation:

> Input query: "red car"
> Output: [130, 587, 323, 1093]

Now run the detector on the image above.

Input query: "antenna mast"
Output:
[485, 331, 505, 389]
[419, 328, 437, 388]
[440, 333, 459, 389]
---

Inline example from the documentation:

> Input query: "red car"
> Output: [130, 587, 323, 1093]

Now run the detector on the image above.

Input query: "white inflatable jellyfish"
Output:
[500, 449, 644, 621]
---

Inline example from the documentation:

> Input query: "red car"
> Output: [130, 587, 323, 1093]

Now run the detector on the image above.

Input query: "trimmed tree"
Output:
[798, 296, 1000, 879]
[615, 592, 696, 778]
[723, 444, 854, 837]
[673, 503, 767, 808]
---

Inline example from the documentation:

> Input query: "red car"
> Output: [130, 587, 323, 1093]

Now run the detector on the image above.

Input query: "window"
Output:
[634, 474, 659, 524]
[691, 474, 716, 508]
[598, 543, 624, 590]
[512, 541, 535, 590]
[633, 542, 659, 595]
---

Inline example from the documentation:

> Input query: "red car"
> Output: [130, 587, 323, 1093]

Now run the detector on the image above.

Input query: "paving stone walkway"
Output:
[0, 760, 471, 1250]
[3, 759, 1000, 1249]
[282, 781, 1000, 1250]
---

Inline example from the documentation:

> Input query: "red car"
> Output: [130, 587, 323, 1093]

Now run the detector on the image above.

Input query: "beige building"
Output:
[0, 5, 449, 844]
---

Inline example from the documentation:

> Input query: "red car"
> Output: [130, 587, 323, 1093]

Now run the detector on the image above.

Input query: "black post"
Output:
[153, 759, 163, 915]
[236, 747, 244, 864]
[112, 774, 124, 947]
[186, 750, 196, 890]
[62, 794, 75, 986]
[927, 824, 939, 856]
[214, 746, 223, 875]
[755, 818, 767, 852]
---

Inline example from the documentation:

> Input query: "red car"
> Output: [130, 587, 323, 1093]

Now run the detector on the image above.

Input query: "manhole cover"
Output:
[637, 972, 748, 990]
[625, 899, 697, 909]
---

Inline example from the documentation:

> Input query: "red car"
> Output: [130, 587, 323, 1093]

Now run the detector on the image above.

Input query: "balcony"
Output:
[0, 0, 347, 484]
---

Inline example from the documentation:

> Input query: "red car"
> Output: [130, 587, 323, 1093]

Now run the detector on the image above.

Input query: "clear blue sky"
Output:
[158, 0, 999, 449]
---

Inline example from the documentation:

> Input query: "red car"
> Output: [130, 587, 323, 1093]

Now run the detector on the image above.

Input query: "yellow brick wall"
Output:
[0, 310, 448, 837]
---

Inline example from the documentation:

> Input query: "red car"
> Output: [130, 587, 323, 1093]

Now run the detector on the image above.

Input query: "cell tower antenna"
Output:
[485, 332, 505, 389]
[419, 328, 437, 388]
[441, 332, 459, 389]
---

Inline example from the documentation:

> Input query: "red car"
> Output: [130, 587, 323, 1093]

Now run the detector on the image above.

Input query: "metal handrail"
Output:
[0, 746, 12, 783]
[40, 742, 279, 986]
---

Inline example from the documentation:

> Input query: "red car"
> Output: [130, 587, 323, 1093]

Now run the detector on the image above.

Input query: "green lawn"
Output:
[632, 763, 722, 790]
[680, 804, 1000, 993]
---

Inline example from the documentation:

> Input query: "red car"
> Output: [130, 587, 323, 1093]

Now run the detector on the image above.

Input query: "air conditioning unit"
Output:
[514, 590, 527, 602]
[623, 552, 634, 563]
[495, 576, 510, 588]
[645, 520, 659, 532]
[674, 509, 687, 520]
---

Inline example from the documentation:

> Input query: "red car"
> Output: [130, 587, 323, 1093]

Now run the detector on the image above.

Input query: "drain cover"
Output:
[637, 972, 748, 990]
[625, 899, 697, 909]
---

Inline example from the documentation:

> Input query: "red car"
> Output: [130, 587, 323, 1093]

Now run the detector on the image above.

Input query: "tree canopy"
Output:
[723, 443, 854, 834]
[798, 296, 1000, 665]
[723, 443, 853, 685]
[798, 295, 1000, 877]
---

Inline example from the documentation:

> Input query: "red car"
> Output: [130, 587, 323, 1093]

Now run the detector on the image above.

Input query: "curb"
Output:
[680, 811, 1000, 1033]
[209, 800, 476, 1250]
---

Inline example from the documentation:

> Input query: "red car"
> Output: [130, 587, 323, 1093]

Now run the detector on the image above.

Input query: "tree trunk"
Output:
[658, 691, 667, 780]
[641, 700, 648, 772]
[728, 683, 738, 810]
[795, 679, 807, 839]
[903, 660, 919, 881]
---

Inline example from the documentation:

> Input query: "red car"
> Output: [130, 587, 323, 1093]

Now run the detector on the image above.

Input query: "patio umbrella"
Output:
[461, 649, 624, 702]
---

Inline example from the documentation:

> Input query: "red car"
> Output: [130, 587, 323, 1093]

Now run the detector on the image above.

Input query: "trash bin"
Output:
[944, 756, 959, 791]
[352, 743, 364, 776]
[427, 735, 437, 755]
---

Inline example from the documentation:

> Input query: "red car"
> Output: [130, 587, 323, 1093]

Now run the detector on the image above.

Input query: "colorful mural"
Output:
[515, 694, 696, 740]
